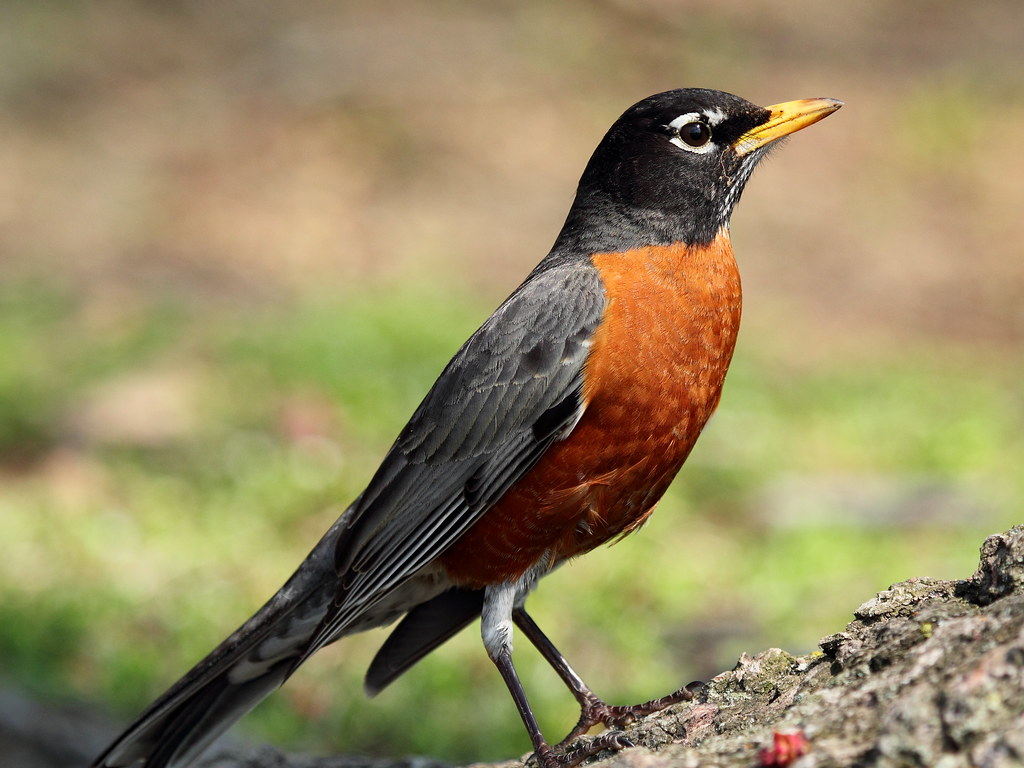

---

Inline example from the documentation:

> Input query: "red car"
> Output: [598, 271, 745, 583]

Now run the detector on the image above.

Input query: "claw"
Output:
[532, 731, 634, 768]
[557, 683, 697, 747]
[684, 680, 706, 696]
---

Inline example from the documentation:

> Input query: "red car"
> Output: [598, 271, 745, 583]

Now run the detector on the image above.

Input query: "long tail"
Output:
[91, 517, 347, 768]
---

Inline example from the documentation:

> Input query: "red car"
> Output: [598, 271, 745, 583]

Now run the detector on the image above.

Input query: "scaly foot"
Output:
[532, 731, 634, 768]
[557, 682, 703, 747]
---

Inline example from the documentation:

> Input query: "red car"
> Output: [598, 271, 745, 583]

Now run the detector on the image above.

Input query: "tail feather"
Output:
[364, 587, 483, 696]
[118, 663, 290, 768]
[92, 517, 347, 768]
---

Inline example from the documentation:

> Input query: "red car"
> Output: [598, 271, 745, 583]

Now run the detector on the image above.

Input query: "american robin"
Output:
[92, 88, 841, 768]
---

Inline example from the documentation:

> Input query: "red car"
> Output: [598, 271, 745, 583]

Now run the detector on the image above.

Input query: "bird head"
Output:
[557, 88, 842, 251]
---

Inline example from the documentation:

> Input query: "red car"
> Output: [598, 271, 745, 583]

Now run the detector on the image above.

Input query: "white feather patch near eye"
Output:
[668, 112, 702, 129]
[669, 135, 716, 153]
[704, 107, 727, 125]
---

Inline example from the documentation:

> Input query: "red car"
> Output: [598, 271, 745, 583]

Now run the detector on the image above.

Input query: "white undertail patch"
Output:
[480, 558, 551, 658]
[482, 582, 517, 658]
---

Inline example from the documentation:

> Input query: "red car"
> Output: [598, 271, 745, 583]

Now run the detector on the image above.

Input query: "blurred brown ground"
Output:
[2, 0, 1022, 346]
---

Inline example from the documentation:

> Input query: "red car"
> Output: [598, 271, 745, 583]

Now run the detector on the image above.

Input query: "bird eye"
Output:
[679, 121, 712, 147]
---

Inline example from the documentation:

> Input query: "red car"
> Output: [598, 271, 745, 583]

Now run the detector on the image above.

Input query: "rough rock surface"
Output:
[6, 528, 1024, 768]
[586, 526, 1024, 768]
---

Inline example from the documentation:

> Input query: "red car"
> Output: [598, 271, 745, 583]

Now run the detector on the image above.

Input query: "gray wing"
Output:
[304, 261, 604, 656]
[91, 261, 604, 768]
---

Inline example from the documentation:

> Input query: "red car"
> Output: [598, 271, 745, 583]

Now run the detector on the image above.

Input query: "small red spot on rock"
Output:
[758, 730, 810, 766]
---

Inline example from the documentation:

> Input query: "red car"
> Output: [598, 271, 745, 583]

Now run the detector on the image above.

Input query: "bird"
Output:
[92, 88, 841, 768]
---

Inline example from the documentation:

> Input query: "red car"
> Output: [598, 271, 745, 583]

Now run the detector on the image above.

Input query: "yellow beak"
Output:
[734, 97, 843, 156]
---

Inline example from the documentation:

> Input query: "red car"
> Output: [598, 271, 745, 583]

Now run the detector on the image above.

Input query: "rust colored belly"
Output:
[440, 232, 742, 587]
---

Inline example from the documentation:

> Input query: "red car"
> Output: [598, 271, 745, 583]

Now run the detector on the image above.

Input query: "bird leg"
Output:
[512, 608, 695, 746]
[490, 647, 633, 768]
[485, 579, 633, 768]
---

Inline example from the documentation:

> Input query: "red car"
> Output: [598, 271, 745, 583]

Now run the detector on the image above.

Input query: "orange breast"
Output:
[440, 231, 742, 587]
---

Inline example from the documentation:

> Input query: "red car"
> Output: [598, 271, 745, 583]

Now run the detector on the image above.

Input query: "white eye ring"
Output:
[666, 112, 716, 154]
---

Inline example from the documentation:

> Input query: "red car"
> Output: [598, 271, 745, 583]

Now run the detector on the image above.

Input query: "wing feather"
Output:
[304, 262, 604, 655]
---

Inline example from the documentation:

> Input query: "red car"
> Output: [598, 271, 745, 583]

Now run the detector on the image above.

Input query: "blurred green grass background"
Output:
[1, 0, 1023, 763]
